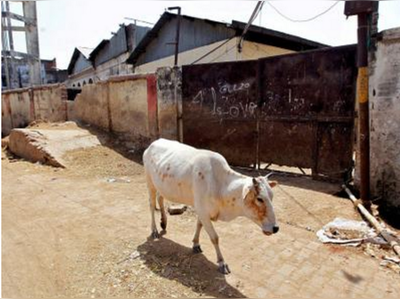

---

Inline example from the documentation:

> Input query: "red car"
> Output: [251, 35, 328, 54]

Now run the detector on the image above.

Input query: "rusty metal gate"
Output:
[182, 45, 357, 180]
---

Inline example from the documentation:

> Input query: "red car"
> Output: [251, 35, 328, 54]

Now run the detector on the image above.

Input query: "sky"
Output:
[6, 0, 400, 69]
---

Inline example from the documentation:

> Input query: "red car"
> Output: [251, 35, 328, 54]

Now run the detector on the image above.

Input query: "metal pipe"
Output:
[342, 184, 400, 257]
[167, 6, 181, 67]
[356, 13, 371, 209]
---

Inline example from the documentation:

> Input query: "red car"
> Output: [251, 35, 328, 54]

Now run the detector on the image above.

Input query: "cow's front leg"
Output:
[199, 216, 231, 274]
[192, 218, 203, 253]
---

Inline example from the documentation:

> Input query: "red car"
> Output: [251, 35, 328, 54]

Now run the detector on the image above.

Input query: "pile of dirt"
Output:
[63, 145, 143, 178]
[8, 128, 102, 168]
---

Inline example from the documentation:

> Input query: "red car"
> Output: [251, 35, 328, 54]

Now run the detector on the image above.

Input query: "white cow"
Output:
[143, 138, 279, 274]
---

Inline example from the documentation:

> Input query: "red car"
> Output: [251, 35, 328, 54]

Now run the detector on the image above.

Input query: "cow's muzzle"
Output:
[263, 226, 279, 236]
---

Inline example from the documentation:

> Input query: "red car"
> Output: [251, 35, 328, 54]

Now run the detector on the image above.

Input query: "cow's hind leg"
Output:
[192, 218, 203, 253]
[147, 178, 159, 239]
[157, 193, 167, 231]
[198, 216, 230, 274]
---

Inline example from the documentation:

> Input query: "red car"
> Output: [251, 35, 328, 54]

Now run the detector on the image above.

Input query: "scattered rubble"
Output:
[106, 177, 131, 183]
[318, 217, 400, 274]
[316, 218, 380, 246]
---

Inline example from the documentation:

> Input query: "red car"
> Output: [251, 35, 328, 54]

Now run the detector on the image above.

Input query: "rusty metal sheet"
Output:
[258, 45, 357, 178]
[316, 123, 354, 179]
[182, 60, 258, 166]
[259, 121, 315, 169]
[259, 45, 357, 118]
[182, 45, 357, 180]
[183, 119, 257, 166]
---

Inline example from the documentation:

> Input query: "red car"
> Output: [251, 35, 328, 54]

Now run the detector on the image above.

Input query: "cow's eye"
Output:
[257, 197, 264, 203]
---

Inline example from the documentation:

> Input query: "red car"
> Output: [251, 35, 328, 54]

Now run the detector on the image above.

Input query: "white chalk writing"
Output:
[191, 81, 255, 119]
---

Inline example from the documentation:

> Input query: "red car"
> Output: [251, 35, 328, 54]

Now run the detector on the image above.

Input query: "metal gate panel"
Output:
[181, 45, 357, 180]
[258, 45, 357, 178]
[182, 60, 258, 166]
[317, 122, 354, 177]
[259, 121, 316, 168]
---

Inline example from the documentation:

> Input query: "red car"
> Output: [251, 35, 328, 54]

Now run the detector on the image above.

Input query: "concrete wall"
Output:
[369, 28, 400, 218]
[156, 67, 182, 141]
[134, 38, 295, 74]
[33, 85, 68, 122]
[1, 84, 68, 136]
[73, 82, 110, 131]
[6, 90, 33, 132]
[95, 53, 132, 81]
[67, 53, 133, 88]
[67, 67, 95, 88]
[72, 74, 156, 149]
[109, 77, 148, 137]
[134, 38, 237, 74]
[241, 40, 295, 60]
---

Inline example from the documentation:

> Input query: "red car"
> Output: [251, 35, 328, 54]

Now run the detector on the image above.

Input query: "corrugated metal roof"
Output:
[89, 24, 150, 67]
[126, 12, 231, 65]
[126, 12, 329, 66]
[67, 47, 93, 75]
[230, 21, 328, 50]
[77, 47, 94, 59]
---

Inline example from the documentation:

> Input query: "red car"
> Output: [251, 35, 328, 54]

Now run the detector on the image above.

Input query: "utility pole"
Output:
[167, 6, 181, 67]
[344, 1, 379, 210]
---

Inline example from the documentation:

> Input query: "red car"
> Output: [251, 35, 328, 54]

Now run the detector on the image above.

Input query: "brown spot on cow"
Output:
[245, 190, 268, 222]
[232, 197, 236, 202]
[177, 182, 182, 187]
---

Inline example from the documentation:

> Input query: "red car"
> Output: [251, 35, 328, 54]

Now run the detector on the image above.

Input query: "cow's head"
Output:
[242, 176, 279, 236]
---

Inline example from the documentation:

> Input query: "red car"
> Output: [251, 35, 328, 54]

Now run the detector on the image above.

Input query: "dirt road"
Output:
[2, 136, 399, 298]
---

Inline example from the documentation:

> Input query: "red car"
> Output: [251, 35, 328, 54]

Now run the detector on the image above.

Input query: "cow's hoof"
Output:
[160, 221, 167, 231]
[218, 263, 231, 275]
[151, 230, 160, 239]
[192, 245, 202, 254]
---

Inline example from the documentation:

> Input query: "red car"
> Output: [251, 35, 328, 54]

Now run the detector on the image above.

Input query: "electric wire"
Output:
[265, 1, 340, 23]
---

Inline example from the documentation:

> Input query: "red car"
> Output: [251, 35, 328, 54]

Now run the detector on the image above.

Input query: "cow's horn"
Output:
[265, 172, 274, 179]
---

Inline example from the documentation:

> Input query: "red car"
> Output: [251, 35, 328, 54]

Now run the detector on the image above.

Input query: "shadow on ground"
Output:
[341, 270, 364, 284]
[137, 237, 246, 298]
[75, 121, 145, 165]
[76, 121, 341, 197]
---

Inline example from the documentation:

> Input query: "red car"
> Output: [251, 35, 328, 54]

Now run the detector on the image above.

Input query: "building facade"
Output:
[66, 24, 150, 87]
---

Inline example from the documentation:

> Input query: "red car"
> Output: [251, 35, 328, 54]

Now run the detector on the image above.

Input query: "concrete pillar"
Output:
[23, 1, 41, 86]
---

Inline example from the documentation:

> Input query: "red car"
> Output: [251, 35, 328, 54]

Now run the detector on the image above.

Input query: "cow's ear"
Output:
[269, 180, 278, 188]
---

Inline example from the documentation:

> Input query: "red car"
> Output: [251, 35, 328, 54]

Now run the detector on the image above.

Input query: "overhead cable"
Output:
[266, 1, 340, 23]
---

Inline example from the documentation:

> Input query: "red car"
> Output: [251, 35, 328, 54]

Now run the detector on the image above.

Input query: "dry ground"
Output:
[2, 124, 400, 298]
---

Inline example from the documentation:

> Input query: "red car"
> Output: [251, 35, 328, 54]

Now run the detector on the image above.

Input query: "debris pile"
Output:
[317, 218, 400, 274]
